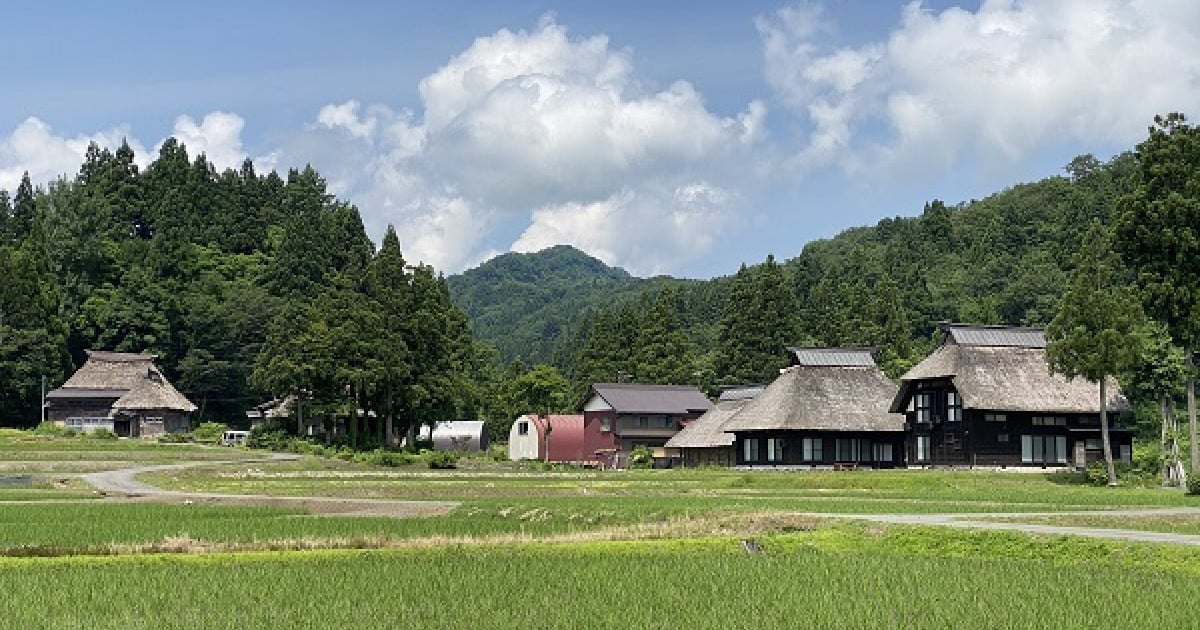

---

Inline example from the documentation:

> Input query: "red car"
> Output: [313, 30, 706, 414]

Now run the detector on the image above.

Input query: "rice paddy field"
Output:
[2, 431, 1199, 629]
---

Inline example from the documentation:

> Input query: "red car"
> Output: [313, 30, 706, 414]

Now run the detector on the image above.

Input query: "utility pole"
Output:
[40, 375, 46, 425]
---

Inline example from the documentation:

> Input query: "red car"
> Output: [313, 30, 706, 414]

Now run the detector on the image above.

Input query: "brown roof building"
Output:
[45, 351, 197, 437]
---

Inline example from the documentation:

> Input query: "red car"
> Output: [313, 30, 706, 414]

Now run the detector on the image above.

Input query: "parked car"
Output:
[220, 430, 250, 447]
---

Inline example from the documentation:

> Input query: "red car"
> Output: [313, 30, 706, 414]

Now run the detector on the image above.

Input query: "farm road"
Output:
[82, 455, 459, 518]
[807, 509, 1200, 547]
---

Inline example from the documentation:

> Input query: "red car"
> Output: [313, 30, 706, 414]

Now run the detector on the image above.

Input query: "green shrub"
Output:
[426, 450, 460, 470]
[31, 422, 76, 438]
[1188, 473, 1200, 496]
[629, 445, 654, 469]
[247, 427, 292, 451]
[86, 428, 118, 440]
[157, 432, 193, 444]
[192, 422, 228, 444]
[488, 443, 509, 462]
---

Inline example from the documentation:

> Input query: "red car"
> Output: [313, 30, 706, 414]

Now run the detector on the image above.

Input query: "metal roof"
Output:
[942, 324, 1046, 348]
[45, 388, 128, 399]
[589, 383, 713, 415]
[717, 387, 764, 402]
[787, 347, 877, 367]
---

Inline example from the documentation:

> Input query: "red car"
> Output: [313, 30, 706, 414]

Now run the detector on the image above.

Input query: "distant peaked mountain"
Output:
[466, 245, 633, 285]
[447, 246, 646, 366]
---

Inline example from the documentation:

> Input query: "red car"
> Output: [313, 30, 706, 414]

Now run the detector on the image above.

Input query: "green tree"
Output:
[1121, 322, 1190, 487]
[715, 256, 800, 384]
[1115, 112, 1200, 473]
[10, 173, 36, 244]
[1046, 223, 1145, 486]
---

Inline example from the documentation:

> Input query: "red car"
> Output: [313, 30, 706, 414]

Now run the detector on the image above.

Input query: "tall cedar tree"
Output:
[11, 173, 35, 243]
[1121, 322, 1190, 487]
[1046, 223, 1144, 486]
[716, 256, 800, 385]
[1115, 113, 1200, 472]
[362, 226, 412, 445]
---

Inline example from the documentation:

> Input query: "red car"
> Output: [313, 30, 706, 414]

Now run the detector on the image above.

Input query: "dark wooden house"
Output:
[722, 348, 906, 468]
[890, 324, 1133, 468]
[45, 351, 197, 437]
[665, 387, 762, 467]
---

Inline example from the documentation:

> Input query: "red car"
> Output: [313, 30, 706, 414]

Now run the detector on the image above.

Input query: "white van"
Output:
[220, 430, 250, 447]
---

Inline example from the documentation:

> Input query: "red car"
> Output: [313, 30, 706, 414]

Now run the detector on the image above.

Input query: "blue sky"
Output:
[3, 1, 1198, 278]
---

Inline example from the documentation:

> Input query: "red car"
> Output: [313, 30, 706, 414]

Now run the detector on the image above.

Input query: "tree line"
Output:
[0, 140, 502, 447]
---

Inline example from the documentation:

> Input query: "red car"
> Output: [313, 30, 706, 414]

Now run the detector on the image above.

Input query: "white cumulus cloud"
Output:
[166, 112, 247, 171]
[0, 117, 150, 191]
[758, 0, 1200, 177]
[271, 17, 766, 273]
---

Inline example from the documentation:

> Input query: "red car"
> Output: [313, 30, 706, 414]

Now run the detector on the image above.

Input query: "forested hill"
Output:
[450, 150, 1141, 391]
[446, 245, 703, 367]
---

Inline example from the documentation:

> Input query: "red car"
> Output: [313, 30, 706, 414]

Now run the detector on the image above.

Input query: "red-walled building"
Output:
[579, 383, 713, 467]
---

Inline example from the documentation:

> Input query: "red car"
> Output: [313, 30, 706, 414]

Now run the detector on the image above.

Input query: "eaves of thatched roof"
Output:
[891, 342, 1129, 414]
[722, 364, 904, 433]
[112, 375, 198, 413]
[666, 399, 749, 448]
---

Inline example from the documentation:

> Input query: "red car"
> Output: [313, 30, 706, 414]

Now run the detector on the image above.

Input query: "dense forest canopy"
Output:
[0, 140, 488, 447]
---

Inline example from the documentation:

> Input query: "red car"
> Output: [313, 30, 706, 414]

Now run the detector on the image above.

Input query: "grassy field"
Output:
[142, 459, 1200, 511]
[3, 431, 1199, 629]
[3, 526, 1199, 630]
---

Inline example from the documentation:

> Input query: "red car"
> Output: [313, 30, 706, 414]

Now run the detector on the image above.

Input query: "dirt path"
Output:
[81, 455, 459, 518]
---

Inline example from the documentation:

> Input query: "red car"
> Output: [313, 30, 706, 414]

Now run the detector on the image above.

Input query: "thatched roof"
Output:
[665, 400, 746, 448]
[52, 351, 197, 413]
[891, 325, 1129, 414]
[722, 352, 903, 433]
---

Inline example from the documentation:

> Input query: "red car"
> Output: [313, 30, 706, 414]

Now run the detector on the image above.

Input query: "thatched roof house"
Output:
[890, 324, 1129, 415]
[891, 323, 1133, 468]
[722, 348, 905, 468]
[665, 387, 762, 467]
[45, 351, 196, 437]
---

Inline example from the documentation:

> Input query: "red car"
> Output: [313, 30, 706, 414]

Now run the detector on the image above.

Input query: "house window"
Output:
[997, 433, 1009, 443]
[743, 438, 760, 463]
[1021, 435, 1067, 464]
[1032, 416, 1066, 427]
[836, 438, 860, 462]
[873, 442, 893, 462]
[915, 436, 930, 462]
[915, 393, 932, 424]
[1120, 444, 1132, 462]
[638, 416, 649, 428]
[600, 417, 612, 432]
[767, 438, 784, 462]
[984, 413, 1007, 423]
[802, 438, 823, 462]
[663, 416, 676, 428]
[946, 391, 962, 422]
[517, 421, 529, 436]
[1085, 438, 1102, 450]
